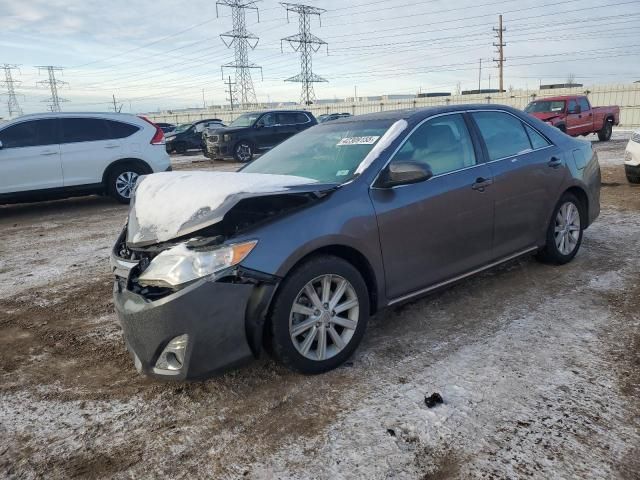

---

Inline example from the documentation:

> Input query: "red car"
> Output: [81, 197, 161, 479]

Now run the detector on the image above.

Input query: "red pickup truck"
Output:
[524, 95, 619, 141]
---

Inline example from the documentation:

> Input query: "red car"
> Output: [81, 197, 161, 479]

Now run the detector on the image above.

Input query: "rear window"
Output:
[106, 120, 139, 139]
[472, 111, 532, 161]
[60, 118, 139, 143]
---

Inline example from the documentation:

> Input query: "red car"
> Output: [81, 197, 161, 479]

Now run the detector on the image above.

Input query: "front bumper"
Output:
[205, 140, 232, 159]
[113, 273, 276, 380]
[624, 139, 640, 167]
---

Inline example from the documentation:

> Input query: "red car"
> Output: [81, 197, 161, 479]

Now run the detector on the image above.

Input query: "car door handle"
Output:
[548, 157, 562, 168]
[40, 150, 58, 156]
[105, 143, 119, 149]
[472, 177, 493, 191]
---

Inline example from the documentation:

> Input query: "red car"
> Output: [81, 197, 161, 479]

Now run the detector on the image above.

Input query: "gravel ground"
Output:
[1, 133, 638, 479]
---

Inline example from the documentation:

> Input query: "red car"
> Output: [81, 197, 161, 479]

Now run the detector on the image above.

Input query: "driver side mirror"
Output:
[0, 140, 3, 150]
[376, 161, 433, 188]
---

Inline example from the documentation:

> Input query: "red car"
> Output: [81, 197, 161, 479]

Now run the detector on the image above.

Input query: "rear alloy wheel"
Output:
[108, 165, 145, 204]
[234, 142, 253, 162]
[269, 256, 369, 373]
[598, 120, 612, 141]
[536, 193, 584, 264]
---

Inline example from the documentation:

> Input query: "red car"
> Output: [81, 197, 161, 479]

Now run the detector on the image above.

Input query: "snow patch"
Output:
[128, 171, 316, 245]
[354, 119, 408, 175]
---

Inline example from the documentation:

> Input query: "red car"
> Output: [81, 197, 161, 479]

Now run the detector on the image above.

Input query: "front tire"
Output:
[268, 255, 370, 374]
[108, 164, 146, 204]
[234, 141, 254, 162]
[627, 173, 640, 184]
[536, 193, 584, 265]
[597, 120, 612, 141]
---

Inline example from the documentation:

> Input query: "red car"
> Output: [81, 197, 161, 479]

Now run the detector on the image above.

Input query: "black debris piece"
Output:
[425, 392, 444, 408]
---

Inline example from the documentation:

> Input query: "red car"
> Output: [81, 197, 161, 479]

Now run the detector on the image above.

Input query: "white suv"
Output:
[0, 112, 171, 204]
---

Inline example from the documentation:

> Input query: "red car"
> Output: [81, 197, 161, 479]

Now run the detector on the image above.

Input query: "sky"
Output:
[0, 0, 639, 115]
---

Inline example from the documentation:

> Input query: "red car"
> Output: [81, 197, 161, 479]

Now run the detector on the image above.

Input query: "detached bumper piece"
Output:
[114, 277, 271, 380]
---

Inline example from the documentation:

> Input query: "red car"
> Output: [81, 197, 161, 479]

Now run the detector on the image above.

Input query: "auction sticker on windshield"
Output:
[337, 136, 380, 146]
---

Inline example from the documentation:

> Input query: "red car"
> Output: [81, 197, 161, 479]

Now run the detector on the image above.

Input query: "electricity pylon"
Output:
[36, 66, 68, 112]
[0, 64, 23, 117]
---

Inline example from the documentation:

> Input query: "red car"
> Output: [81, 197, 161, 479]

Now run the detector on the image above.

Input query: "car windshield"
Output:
[241, 119, 395, 183]
[525, 100, 566, 113]
[174, 123, 192, 133]
[229, 113, 261, 128]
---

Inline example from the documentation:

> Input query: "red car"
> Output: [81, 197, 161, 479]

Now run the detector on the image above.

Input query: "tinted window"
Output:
[393, 114, 476, 176]
[568, 99, 578, 113]
[61, 118, 111, 143]
[578, 97, 590, 112]
[472, 111, 531, 161]
[276, 113, 297, 125]
[0, 119, 58, 148]
[525, 124, 550, 150]
[106, 120, 139, 139]
[256, 113, 277, 127]
[294, 113, 310, 124]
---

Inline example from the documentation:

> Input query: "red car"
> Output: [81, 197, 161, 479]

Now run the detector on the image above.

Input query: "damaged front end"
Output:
[111, 173, 337, 379]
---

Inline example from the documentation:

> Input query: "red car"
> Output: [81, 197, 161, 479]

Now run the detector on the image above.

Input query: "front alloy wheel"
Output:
[289, 274, 359, 361]
[234, 142, 253, 162]
[268, 255, 369, 374]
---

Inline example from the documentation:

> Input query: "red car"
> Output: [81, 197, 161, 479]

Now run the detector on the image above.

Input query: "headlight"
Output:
[223, 134, 232, 142]
[137, 240, 257, 287]
[631, 131, 640, 144]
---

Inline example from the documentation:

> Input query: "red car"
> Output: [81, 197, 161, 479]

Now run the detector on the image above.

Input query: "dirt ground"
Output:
[1, 133, 638, 479]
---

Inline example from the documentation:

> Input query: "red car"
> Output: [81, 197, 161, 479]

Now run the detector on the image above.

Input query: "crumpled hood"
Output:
[126, 171, 324, 246]
[205, 126, 246, 137]
[530, 112, 562, 122]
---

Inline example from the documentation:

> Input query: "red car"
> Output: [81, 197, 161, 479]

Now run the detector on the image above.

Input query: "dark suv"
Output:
[165, 119, 224, 154]
[204, 110, 316, 162]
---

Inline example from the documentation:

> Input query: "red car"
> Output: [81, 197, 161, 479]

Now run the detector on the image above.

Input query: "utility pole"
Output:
[493, 14, 506, 93]
[111, 94, 123, 112]
[202, 88, 206, 109]
[0, 64, 23, 117]
[225, 75, 236, 111]
[281, 3, 328, 106]
[478, 58, 482, 92]
[35, 66, 68, 112]
[217, 0, 262, 108]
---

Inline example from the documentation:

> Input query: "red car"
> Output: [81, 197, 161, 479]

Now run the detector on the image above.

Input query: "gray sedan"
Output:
[112, 104, 600, 379]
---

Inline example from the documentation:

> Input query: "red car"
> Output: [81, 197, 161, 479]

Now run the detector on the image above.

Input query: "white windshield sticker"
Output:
[336, 170, 350, 176]
[337, 136, 380, 146]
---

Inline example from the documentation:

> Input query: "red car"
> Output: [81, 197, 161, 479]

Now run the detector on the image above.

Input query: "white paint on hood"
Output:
[128, 171, 316, 245]
[354, 119, 409, 175]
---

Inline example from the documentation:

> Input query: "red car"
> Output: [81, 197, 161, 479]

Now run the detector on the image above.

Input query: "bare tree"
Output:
[566, 73, 576, 85]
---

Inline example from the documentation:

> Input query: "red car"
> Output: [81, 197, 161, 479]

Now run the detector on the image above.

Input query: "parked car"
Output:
[624, 129, 640, 183]
[0, 112, 170, 204]
[165, 119, 224, 154]
[319, 113, 352, 123]
[156, 122, 176, 134]
[524, 95, 619, 141]
[112, 105, 600, 380]
[203, 110, 317, 162]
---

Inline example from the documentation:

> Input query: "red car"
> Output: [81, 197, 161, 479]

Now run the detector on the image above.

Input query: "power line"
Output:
[35, 66, 68, 112]
[280, 2, 328, 106]
[1, 64, 23, 117]
[217, 0, 262, 108]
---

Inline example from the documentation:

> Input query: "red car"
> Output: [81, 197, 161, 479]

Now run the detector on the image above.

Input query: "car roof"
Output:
[327, 104, 523, 125]
[238, 109, 313, 115]
[13, 111, 141, 120]
[530, 96, 582, 102]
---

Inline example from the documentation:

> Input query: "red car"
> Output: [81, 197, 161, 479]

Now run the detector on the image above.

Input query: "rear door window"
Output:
[0, 119, 59, 148]
[276, 113, 298, 125]
[578, 97, 590, 113]
[294, 112, 310, 124]
[471, 111, 532, 161]
[105, 120, 139, 139]
[60, 118, 111, 143]
[524, 124, 551, 150]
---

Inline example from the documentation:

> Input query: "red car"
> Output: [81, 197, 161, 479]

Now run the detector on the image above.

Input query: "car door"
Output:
[369, 113, 495, 300]
[59, 117, 123, 187]
[0, 118, 62, 194]
[577, 97, 594, 135]
[470, 110, 566, 260]
[276, 113, 303, 142]
[565, 99, 583, 135]
[253, 113, 280, 150]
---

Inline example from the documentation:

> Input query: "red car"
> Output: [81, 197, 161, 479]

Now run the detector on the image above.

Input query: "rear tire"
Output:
[107, 164, 147, 204]
[597, 120, 612, 141]
[268, 255, 369, 374]
[557, 124, 566, 134]
[536, 193, 584, 265]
